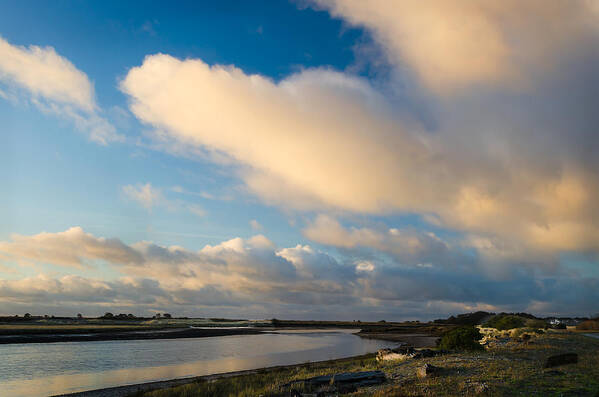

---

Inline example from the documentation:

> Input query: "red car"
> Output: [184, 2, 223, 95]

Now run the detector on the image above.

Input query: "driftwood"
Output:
[280, 370, 386, 393]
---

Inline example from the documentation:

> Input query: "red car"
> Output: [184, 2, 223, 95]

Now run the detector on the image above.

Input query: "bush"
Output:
[438, 326, 484, 351]
[525, 319, 548, 329]
[484, 315, 525, 330]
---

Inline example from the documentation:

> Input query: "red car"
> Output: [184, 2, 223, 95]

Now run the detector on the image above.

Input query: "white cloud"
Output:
[123, 183, 205, 216]
[120, 44, 599, 255]
[303, 215, 449, 258]
[313, 0, 599, 94]
[187, 204, 206, 217]
[123, 183, 165, 210]
[249, 219, 262, 230]
[0, 227, 143, 268]
[0, 228, 597, 318]
[0, 36, 121, 144]
[355, 261, 375, 273]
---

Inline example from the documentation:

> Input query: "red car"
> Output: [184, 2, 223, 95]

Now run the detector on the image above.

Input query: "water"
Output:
[585, 333, 599, 339]
[0, 329, 397, 397]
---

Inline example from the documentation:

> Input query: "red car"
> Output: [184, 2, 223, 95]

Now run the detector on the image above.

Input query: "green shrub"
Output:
[484, 315, 525, 330]
[525, 318, 547, 329]
[438, 326, 484, 351]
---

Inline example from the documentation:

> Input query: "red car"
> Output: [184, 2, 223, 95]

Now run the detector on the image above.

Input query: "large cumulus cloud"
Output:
[312, 0, 599, 94]
[119, 31, 599, 258]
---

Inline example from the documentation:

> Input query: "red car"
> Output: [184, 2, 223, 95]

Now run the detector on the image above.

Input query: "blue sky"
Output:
[0, 0, 360, 249]
[1, 1, 598, 320]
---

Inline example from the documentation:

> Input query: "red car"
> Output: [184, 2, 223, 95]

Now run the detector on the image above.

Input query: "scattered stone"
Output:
[544, 353, 578, 368]
[416, 363, 441, 378]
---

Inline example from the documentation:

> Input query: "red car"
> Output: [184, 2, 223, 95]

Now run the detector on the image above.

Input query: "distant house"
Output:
[547, 317, 583, 326]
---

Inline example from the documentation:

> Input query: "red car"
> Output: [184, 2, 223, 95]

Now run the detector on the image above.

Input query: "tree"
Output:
[103, 312, 114, 319]
[163, 313, 172, 319]
[77, 313, 83, 319]
[24, 313, 31, 318]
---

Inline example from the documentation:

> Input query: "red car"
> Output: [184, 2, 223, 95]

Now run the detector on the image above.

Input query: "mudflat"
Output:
[0, 326, 264, 344]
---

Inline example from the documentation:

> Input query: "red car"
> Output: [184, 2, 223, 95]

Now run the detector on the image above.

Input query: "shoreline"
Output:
[52, 353, 378, 397]
[0, 327, 265, 344]
[56, 333, 599, 396]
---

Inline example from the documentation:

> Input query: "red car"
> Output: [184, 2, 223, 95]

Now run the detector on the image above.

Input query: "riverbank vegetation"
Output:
[131, 332, 599, 396]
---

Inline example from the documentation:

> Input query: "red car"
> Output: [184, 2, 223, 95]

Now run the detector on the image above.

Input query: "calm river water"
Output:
[0, 329, 397, 397]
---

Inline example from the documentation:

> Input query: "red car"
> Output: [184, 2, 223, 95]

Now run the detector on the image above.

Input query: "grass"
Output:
[132, 332, 599, 396]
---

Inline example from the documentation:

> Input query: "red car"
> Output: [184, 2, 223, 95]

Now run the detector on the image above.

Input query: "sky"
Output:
[1, 0, 598, 320]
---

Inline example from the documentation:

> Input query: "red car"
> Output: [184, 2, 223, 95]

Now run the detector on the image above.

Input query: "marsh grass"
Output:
[135, 333, 599, 396]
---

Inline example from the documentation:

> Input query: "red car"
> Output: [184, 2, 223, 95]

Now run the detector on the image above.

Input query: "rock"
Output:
[376, 348, 412, 361]
[394, 346, 416, 354]
[417, 363, 441, 378]
[377, 346, 415, 361]
[325, 370, 386, 387]
[413, 348, 447, 358]
[377, 347, 446, 361]
[544, 352, 578, 368]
